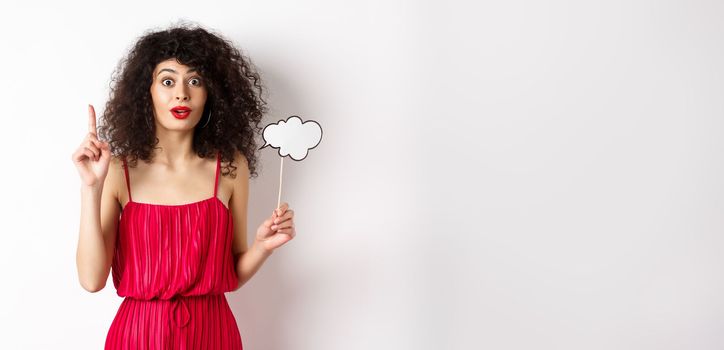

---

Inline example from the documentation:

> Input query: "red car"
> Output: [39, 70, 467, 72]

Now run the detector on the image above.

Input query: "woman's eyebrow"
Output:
[157, 68, 198, 76]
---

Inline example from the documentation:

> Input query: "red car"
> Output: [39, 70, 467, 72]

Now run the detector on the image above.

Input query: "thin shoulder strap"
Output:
[213, 151, 221, 198]
[122, 156, 133, 202]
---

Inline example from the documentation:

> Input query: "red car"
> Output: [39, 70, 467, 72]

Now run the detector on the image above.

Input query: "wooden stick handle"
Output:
[277, 156, 283, 210]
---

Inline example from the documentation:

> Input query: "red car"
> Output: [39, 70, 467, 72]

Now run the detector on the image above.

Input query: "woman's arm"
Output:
[75, 159, 120, 293]
[234, 241, 274, 290]
[228, 150, 296, 290]
[229, 152, 273, 290]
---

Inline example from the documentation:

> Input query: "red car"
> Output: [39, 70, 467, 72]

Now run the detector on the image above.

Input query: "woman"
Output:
[72, 22, 296, 349]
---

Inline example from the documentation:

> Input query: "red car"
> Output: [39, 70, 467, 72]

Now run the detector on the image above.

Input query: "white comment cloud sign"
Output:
[259, 116, 322, 161]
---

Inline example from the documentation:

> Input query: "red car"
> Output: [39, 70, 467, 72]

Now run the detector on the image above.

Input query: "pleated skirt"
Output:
[105, 294, 243, 350]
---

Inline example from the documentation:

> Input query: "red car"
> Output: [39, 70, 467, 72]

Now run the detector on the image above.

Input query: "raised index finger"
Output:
[88, 104, 97, 135]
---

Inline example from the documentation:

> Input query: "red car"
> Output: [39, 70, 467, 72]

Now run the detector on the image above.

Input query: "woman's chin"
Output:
[157, 119, 200, 131]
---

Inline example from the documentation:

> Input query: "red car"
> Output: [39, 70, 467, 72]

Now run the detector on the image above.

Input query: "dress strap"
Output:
[122, 156, 133, 202]
[213, 151, 221, 198]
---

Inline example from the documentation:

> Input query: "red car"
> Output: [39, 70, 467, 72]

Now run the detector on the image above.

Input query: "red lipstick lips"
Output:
[171, 106, 191, 119]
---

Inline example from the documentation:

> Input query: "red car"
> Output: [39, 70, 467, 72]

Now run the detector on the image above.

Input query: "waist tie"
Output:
[169, 295, 191, 328]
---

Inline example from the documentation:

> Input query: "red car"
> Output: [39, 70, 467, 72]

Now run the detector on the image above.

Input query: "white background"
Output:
[1, 0, 723, 349]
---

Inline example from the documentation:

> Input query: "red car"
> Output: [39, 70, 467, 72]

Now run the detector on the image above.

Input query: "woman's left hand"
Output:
[254, 202, 296, 254]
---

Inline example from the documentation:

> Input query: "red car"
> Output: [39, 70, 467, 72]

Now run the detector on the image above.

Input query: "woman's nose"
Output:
[175, 86, 190, 101]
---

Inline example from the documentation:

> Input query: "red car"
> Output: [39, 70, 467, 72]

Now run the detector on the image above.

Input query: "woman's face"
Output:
[150, 58, 208, 130]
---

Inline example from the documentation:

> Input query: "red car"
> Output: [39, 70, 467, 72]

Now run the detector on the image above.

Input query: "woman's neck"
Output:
[153, 128, 197, 167]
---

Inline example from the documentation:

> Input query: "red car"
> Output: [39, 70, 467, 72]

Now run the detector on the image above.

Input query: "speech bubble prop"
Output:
[259, 115, 323, 209]
[259, 116, 322, 161]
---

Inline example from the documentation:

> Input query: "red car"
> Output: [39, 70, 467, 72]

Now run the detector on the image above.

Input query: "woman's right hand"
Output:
[72, 104, 112, 187]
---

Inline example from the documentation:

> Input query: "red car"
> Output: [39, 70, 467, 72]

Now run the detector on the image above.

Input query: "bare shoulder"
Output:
[232, 150, 250, 179]
[232, 149, 249, 171]
[227, 150, 250, 194]
[103, 156, 125, 205]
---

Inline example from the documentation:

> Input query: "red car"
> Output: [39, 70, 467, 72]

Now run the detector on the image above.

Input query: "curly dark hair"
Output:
[97, 21, 268, 179]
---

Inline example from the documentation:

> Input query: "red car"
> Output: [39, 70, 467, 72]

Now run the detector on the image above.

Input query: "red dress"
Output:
[106, 151, 242, 349]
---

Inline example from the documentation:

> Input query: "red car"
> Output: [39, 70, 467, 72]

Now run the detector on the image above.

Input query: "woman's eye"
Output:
[160, 77, 201, 87]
